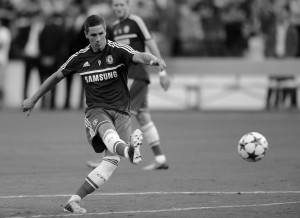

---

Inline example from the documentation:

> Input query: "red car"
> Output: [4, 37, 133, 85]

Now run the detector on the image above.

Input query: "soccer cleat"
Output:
[143, 161, 169, 170]
[86, 160, 101, 169]
[128, 129, 143, 164]
[63, 195, 87, 214]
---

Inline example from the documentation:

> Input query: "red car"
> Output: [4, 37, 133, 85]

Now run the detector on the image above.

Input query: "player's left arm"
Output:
[145, 39, 171, 91]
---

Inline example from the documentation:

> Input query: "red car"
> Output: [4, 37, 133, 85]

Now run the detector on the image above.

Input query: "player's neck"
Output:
[119, 13, 130, 21]
[90, 42, 106, 53]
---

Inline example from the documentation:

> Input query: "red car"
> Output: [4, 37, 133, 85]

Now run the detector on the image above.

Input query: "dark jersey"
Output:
[112, 14, 152, 83]
[59, 40, 136, 114]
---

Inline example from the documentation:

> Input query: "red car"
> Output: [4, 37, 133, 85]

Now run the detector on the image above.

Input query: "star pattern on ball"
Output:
[252, 136, 262, 144]
[239, 143, 246, 150]
[247, 151, 259, 161]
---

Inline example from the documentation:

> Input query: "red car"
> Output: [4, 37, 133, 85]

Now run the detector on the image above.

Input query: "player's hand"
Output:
[150, 58, 166, 72]
[22, 98, 36, 117]
[159, 73, 171, 91]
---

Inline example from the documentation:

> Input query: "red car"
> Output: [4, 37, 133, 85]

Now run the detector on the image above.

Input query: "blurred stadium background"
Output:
[1, 0, 300, 111]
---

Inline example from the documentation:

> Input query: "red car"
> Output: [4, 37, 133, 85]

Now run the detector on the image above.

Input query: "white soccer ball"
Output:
[238, 132, 269, 162]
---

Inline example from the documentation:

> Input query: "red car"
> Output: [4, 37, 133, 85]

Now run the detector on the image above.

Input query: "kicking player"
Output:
[22, 15, 166, 214]
[87, 0, 171, 170]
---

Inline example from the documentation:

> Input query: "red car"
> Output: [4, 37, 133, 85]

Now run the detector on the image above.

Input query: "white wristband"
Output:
[159, 70, 167, 76]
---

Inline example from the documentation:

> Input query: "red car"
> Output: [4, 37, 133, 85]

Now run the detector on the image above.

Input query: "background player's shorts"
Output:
[84, 108, 132, 153]
[129, 80, 149, 115]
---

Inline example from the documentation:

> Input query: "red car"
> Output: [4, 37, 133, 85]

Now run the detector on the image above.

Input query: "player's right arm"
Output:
[132, 52, 166, 72]
[22, 70, 65, 116]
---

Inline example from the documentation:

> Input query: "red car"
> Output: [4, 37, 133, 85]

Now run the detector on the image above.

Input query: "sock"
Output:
[75, 181, 94, 199]
[155, 154, 167, 164]
[142, 122, 164, 156]
[103, 129, 128, 157]
[76, 157, 119, 199]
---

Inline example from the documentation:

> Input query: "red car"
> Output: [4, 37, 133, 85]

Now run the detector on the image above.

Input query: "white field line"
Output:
[4, 201, 300, 218]
[1, 191, 300, 199]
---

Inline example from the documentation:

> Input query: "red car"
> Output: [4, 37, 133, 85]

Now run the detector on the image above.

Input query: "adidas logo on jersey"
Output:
[83, 61, 90, 67]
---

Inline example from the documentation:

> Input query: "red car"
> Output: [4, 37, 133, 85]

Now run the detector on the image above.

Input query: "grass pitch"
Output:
[0, 110, 299, 217]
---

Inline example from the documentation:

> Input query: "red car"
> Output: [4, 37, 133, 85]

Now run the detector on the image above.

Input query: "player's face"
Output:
[85, 25, 107, 52]
[112, 0, 130, 20]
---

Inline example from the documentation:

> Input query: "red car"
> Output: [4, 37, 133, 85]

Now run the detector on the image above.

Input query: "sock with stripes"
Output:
[76, 157, 119, 199]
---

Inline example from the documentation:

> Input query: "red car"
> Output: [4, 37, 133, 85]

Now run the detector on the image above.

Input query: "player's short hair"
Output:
[111, 0, 130, 5]
[84, 15, 107, 33]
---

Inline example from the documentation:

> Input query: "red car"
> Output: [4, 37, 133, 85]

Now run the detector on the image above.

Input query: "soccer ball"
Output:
[238, 132, 268, 162]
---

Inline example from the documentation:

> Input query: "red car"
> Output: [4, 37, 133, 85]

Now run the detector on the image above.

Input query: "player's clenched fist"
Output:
[22, 98, 36, 117]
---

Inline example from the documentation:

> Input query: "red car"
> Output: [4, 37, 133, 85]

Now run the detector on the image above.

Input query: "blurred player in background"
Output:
[87, 0, 171, 170]
[22, 15, 166, 213]
[0, 18, 11, 109]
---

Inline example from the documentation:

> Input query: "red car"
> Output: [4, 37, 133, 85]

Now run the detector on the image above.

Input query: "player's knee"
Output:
[97, 122, 115, 137]
[141, 121, 160, 146]
[136, 111, 151, 126]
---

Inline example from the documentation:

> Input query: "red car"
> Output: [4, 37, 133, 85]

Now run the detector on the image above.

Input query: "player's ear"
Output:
[84, 31, 89, 39]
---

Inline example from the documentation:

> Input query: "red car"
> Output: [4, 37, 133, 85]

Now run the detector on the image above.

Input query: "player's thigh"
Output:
[136, 110, 152, 126]
[129, 80, 149, 115]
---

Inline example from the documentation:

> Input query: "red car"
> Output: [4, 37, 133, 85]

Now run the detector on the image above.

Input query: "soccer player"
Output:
[22, 15, 165, 214]
[87, 0, 171, 170]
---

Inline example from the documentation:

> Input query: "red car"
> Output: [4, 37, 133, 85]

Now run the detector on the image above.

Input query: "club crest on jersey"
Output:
[124, 25, 130, 33]
[93, 119, 98, 126]
[106, 55, 113, 64]
[98, 60, 101, 66]
[83, 61, 90, 67]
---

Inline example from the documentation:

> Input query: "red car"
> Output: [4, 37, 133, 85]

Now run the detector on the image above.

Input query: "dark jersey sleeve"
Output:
[113, 42, 137, 67]
[59, 51, 82, 77]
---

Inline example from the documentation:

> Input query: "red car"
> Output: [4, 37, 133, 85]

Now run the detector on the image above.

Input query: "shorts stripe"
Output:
[85, 118, 112, 139]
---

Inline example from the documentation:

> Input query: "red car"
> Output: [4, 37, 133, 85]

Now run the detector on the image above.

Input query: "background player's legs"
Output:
[136, 111, 169, 170]
[130, 80, 169, 170]
[0, 65, 5, 109]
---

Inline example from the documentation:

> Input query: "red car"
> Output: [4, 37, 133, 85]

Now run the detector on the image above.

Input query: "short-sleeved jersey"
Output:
[112, 14, 152, 83]
[59, 40, 136, 114]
